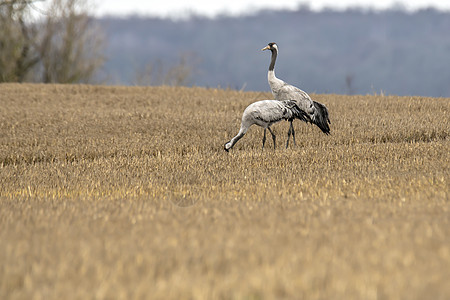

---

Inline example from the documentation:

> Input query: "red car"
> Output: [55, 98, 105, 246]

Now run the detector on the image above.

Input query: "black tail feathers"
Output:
[312, 101, 331, 135]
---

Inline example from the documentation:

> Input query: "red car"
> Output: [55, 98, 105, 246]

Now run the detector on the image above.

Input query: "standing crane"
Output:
[262, 42, 330, 147]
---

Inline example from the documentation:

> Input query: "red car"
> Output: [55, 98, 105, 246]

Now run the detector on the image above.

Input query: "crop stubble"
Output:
[0, 84, 449, 299]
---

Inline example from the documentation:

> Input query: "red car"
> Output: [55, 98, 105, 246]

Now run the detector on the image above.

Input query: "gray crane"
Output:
[224, 99, 308, 152]
[262, 42, 330, 147]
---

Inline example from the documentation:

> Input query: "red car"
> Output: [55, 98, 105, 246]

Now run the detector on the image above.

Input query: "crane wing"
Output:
[275, 84, 314, 113]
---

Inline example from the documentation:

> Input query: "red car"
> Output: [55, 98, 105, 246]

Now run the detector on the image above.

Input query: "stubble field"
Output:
[0, 83, 449, 299]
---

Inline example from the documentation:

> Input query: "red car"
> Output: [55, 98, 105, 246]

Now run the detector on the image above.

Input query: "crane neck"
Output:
[269, 48, 277, 71]
[225, 127, 246, 151]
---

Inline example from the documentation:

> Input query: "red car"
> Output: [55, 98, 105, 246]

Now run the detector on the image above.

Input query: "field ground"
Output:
[0, 84, 449, 299]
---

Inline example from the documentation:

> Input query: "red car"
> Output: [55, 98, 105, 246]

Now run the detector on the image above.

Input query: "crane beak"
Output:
[261, 45, 270, 51]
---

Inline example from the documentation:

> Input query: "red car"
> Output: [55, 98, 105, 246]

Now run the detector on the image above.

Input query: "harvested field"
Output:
[0, 83, 449, 299]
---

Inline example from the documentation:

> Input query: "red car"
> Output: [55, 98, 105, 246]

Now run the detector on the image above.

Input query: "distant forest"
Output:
[96, 7, 450, 97]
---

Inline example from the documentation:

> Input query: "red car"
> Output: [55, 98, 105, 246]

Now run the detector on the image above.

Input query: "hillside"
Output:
[98, 8, 450, 97]
[1, 84, 449, 298]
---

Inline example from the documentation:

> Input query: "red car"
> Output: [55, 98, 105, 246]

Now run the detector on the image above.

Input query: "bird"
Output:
[262, 42, 330, 147]
[224, 99, 308, 152]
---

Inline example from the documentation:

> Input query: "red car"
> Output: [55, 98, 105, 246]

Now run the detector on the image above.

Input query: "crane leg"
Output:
[268, 127, 276, 149]
[291, 122, 296, 146]
[286, 121, 296, 148]
[286, 122, 292, 148]
[262, 128, 267, 149]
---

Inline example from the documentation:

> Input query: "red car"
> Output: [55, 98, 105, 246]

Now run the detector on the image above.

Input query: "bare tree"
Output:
[134, 59, 163, 86]
[0, 0, 39, 82]
[164, 54, 193, 86]
[346, 73, 355, 95]
[36, 0, 104, 83]
[135, 53, 199, 86]
[0, 0, 104, 83]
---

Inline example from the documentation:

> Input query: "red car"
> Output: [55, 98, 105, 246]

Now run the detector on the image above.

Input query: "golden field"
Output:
[0, 83, 449, 299]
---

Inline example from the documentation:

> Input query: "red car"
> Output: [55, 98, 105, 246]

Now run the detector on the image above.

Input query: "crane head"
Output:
[261, 42, 277, 51]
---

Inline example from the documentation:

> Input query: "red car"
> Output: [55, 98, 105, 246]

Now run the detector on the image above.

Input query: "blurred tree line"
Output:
[99, 7, 450, 97]
[3, 2, 450, 96]
[0, 0, 103, 83]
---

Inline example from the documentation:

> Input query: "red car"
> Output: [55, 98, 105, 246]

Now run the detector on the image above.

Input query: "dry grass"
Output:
[0, 83, 449, 299]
